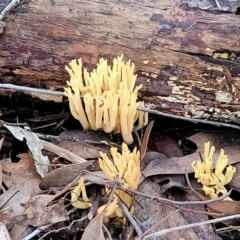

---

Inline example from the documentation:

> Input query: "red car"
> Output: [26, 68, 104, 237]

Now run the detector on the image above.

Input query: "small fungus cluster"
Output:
[192, 141, 236, 200]
[71, 176, 93, 209]
[65, 55, 148, 144]
[97, 142, 141, 219]
[71, 142, 141, 221]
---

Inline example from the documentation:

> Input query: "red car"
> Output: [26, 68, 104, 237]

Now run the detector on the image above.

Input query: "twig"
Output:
[0, 119, 27, 127]
[118, 199, 143, 236]
[22, 224, 52, 240]
[135, 209, 180, 240]
[0, 83, 64, 96]
[140, 121, 154, 161]
[88, 188, 101, 220]
[216, 225, 240, 232]
[175, 205, 224, 217]
[185, 173, 195, 192]
[102, 224, 113, 240]
[143, 214, 240, 239]
[1, 83, 240, 129]
[84, 171, 232, 206]
[214, 0, 222, 9]
[30, 122, 57, 130]
[37, 216, 88, 240]
[33, 175, 89, 240]
[118, 186, 232, 206]
[34, 132, 59, 141]
[41, 139, 87, 164]
[137, 107, 240, 130]
[104, 175, 118, 205]
[0, 0, 22, 21]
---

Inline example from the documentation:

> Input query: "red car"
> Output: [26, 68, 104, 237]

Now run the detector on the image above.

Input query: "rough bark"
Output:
[0, 0, 240, 123]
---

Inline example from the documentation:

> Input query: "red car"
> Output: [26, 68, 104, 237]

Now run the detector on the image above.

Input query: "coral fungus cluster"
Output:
[192, 141, 236, 200]
[71, 143, 141, 221]
[97, 142, 141, 219]
[64, 55, 148, 144]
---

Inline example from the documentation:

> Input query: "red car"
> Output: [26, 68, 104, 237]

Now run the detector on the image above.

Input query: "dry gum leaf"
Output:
[1, 153, 42, 196]
[143, 131, 240, 177]
[134, 179, 199, 240]
[143, 146, 240, 177]
[57, 141, 108, 159]
[39, 160, 95, 190]
[3, 124, 49, 177]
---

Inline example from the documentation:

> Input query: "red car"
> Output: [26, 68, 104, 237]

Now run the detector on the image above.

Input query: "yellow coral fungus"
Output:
[192, 141, 236, 201]
[71, 143, 141, 221]
[64, 55, 148, 144]
[98, 142, 141, 218]
[71, 177, 93, 209]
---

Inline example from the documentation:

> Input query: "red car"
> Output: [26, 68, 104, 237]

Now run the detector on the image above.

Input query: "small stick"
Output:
[118, 186, 232, 206]
[143, 213, 240, 239]
[1, 83, 240, 129]
[102, 224, 113, 240]
[118, 200, 143, 236]
[135, 209, 180, 240]
[0, 83, 64, 96]
[84, 172, 232, 206]
[0, 0, 22, 21]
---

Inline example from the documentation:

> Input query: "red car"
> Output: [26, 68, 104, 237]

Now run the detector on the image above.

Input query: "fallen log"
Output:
[0, 0, 240, 124]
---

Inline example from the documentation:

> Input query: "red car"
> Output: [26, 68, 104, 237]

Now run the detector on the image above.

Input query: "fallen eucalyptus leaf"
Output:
[81, 212, 105, 240]
[42, 140, 87, 164]
[143, 145, 240, 176]
[3, 124, 49, 177]
[39, 161, 95, 190]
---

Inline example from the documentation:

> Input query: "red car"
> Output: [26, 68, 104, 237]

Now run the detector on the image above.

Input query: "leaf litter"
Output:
[1, 116, 240, 239]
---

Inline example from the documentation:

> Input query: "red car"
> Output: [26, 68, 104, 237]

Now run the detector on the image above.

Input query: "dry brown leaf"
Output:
[0, 180, 31, 224]
[152, 135, 183, 158]
[144, 132, 240, 177]
[9, 224, 28, 240]
[143, 145, 240, 177]
[171, 189, 218, 240]
[206, 200, 240, 215]
[3, 124, 49, 177]
[59, 130, 112, 144]
[192, 191, 240, 215]
[1, 153, 42, 180]
[188, 131, 240, 150]
[39, 160, 95, 190]
[83, 171, 113, 185]
[134, 179, 200, 240]
[1, 192, 68, 227]
[1, 198, 68, 227]
[1, 154, 42, 196]
[57, 141, 102, 159]
[81, 213, 105, 240]
[154, 174, 186, 193]
[0, 222, 11, 240]
[18, 199, 68, 227]
[42, 139, 87, 163]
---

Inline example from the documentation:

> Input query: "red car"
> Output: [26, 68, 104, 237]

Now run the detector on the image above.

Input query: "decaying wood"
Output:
[0, 0, 240, 124]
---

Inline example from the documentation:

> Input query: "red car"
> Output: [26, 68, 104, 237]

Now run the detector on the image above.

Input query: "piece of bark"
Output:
[0, 0, 239, 123]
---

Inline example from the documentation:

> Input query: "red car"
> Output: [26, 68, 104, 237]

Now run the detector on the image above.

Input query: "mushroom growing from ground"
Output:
[192, 141, 236, 201]
[97, 142, 141, 219]
[71, 177, 93, 209]
[71, 143, 141, 222]
[64, 55, 148, 144]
